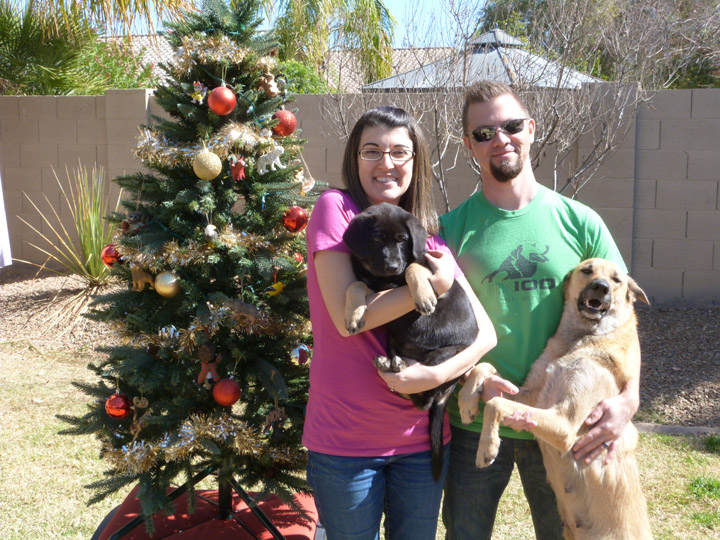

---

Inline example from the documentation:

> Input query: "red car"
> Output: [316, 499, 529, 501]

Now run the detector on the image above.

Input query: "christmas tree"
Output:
[60, 0, 319, 533]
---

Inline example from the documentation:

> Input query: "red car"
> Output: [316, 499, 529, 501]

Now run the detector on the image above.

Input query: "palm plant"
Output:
[0, 0, 93, 94]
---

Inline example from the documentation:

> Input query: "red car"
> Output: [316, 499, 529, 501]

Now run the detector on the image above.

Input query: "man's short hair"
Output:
[462, 81, 529, 134]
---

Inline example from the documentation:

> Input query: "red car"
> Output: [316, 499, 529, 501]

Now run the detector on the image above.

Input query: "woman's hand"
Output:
[377, 359, 439, 395]
[424, 250, 454, 297]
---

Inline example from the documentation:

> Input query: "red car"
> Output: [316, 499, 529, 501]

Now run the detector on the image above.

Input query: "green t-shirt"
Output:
[440, 185, 626, 438]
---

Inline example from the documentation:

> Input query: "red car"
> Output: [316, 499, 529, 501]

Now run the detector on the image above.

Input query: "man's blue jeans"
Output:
[307, 446, 449, 540]
[442, 425, 563, 540]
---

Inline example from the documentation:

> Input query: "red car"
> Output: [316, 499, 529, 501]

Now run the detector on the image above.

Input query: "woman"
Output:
[303, 106, 515, 540]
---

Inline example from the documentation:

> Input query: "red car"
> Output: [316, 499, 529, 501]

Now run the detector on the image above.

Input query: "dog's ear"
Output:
[343, 213, 371, 257]
[404, 213, 428, 262]
[626, 274, 650, 305]
[562, 267, 575, 300]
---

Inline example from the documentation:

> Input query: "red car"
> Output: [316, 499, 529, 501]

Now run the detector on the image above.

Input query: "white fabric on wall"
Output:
[0, 172, 12, 268]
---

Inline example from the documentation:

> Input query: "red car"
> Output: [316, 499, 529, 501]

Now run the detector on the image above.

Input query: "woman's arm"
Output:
[377, 275, 498, 394]
[315, 249, 419, 337]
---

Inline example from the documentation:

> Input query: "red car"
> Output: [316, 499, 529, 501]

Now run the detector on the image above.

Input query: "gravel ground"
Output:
[1, 265, 719, 428]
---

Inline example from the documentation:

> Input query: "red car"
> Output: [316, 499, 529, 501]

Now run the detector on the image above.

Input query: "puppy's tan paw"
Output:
[345, 306, 367, 335]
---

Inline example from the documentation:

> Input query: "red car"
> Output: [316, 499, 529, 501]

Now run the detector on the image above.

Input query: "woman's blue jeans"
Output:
[442, 425, 564, 540]
[307, 446, 449, 540]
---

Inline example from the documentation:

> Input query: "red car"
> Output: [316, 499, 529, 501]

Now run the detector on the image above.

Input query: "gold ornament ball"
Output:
[155, 271, 181, 297]
[193, 149, 223, 181]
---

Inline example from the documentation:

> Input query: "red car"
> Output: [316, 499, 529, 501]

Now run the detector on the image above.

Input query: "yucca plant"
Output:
[15, 163, 122, 335]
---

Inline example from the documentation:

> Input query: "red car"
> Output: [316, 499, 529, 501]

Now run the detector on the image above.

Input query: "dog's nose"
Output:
[589, 279, 610, 295]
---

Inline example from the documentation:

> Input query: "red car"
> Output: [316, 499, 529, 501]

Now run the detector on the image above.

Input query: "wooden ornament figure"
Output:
[258, 73, 280, 97]
[130, 262, 154, 291]
[197, 342, 223, 390]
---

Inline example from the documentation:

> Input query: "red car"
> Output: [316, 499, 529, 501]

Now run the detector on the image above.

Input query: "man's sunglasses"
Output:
[470, 118, 528, 143]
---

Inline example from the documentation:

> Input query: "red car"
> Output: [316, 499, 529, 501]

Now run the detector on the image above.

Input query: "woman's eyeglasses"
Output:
[470, 118, 528, 143]
[358, 149, 415, 162]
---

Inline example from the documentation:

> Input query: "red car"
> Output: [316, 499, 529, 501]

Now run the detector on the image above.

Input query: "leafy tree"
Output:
[277, 59, 329, 94]
[59, 0, 320, 533]
[274, 0, 395, 85]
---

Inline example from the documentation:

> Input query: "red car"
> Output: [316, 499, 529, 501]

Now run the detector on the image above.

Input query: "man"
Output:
[440, 81, 640, 540]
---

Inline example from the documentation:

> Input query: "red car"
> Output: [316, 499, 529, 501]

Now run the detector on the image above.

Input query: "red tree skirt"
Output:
[97, 485, 318, 540]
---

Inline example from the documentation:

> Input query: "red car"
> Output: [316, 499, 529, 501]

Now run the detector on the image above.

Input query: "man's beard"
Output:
[490, 157, 523, 183]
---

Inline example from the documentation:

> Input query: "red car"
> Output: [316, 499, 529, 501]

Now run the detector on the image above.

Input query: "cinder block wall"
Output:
[1, 89, 719, 305]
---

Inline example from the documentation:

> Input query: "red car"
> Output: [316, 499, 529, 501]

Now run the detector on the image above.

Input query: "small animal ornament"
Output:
[190, 81, 207, 104]
[130, 262, 154, 292]
[256, 144, 286, 175]
[121, 211, 148, 236]
[197, 342, 222, 390]
[258, 73, 280, 97]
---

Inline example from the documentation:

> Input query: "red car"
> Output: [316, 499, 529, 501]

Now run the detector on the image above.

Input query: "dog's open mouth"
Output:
[577, 295, 610, 318]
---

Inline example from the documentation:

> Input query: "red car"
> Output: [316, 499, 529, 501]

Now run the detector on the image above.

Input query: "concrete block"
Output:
[1, 188, 23, 220]
[18, 96, 57, 119]
[77, 118, 107, 145]
[57, 97, 97, 120]
[660, 119, 720, 150]
[4, 167, 42, 192]
[656, 181, 717, 211]
[106, 118, 145, 145]
[634, 180, 656, 209]
[104, 89, 150, 120]
[0, 143, 20, 168]
[631, 239, 653, 268]
[575, 178, 635, 209]
[20, 144, 58, 168]
[687, 211, 720, 240]
[593, 207, 633, 240]
[688, 151, 720, 182]
[691, 89, 720, 118]
[653, 239, 713, 270]
[96, 95, 106, 118]
[300, 146, 327, 175]
[638, 90, 691, 120]
[39, 119, 78, 144]
[614, 237, 632, 267]
[631, 267, 683, 301]
[58, 145, 99, 169]
[635, 149, 687, 181]
[1, 118, 39, 144]
[635, 119, 659, 150]
[107, 144, 143, 171]
[682, 270, 720, 300]
[580, 147, 634, 179]
[0, 97, 19, 119]
[715, 242, 720, 270]
[96, 145, 109, 170]
[633, 209, 687, 239]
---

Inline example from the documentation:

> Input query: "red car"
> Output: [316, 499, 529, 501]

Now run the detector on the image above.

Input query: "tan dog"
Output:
[459, 258, 652, 540]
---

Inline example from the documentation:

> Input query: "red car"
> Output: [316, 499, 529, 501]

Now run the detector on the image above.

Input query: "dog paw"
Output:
[345, 306, 367, 335]
[389, 355, 408, 372]
[414, 292, 437, 316]
[458, 394, 480, 425]
[476, 437, 500, 468]
[374, 355, 392, 371]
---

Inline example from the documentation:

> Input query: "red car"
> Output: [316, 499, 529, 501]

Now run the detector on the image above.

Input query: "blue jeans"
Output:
[442, 425, 563, 540]
[307, 447, 449, 540]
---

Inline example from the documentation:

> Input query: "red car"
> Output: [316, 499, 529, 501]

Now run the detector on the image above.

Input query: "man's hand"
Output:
[572, 394, 635, 464]
[425, 250, 454, 297]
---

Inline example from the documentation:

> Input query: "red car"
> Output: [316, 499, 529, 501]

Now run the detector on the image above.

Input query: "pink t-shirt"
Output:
[303, 189, 463, 456]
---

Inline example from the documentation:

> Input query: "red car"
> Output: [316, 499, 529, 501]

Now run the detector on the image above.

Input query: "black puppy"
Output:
[343, 202, 478, 480]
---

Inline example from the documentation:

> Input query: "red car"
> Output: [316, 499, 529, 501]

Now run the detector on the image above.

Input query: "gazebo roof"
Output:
[362, 29, 598, 92]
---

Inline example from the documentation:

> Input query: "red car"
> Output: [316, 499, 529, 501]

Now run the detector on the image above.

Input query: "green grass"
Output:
[1, 340, 719, 539]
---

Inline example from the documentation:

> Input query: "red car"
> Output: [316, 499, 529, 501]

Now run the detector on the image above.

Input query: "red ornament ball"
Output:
[105, 393, 132, 419]
[101, 244, 120, 268]
[213, 378, 241, 406]
[272, 110, 297, 137]
[283, 206, 308, 233]
[208, 86, 237, 116]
